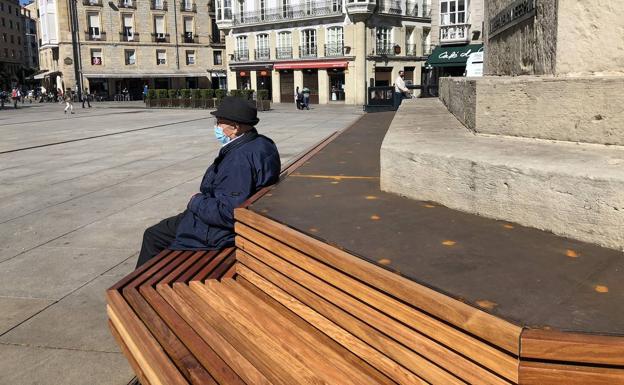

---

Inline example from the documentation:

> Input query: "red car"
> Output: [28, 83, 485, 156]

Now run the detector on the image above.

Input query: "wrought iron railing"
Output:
[276, 47, 292, 59]
[255, 48, 270, 60]
[405, 2, 431, 17]
[150, 0, 168, 10]
[234, 1, 342, 25]
[422, 42, 434, 55]
[151, 32, 170, 42]
[406, 43, 418, 56]
[233, 49, 249, 61]
[209, 35, 225, 44]
[82, 0, 103, 6]
[299, 45, 317, 58]
[85, 30, 106, 41]
[119, 32, 140, 42]
[324, 44, 343, 57]
[375, 43, 395, 55]
[117, 0, 135, 8]
[182, 32, 198, 43]
[180, 2, 196, 12]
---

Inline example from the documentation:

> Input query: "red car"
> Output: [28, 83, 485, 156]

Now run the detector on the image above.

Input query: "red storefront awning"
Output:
[274, 61, 348, 70]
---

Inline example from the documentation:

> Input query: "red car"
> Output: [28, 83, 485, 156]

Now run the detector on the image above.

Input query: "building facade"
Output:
[423, 0, 483, 96]
[0, 0, 26, 88]
[216, 0, 431, 105]
[22, 3, 38, 71]
[35, 0, 226, 99]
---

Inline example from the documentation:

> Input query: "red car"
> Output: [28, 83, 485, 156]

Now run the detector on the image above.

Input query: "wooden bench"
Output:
[108, 132, 624, 385]
[108, 207, 624, 385]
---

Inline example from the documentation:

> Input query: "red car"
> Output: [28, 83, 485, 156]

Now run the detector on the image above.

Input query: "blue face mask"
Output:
[214, 125, 231, 145]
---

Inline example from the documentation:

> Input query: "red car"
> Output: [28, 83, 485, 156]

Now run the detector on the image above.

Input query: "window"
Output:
[235, 35, 248, 60]
[259, 0, 265, 20]
[440, 0, 466, 25]
[1, 18, 4, 27]
[2, 33, 5, 42]
[222, 0, 231, 19]
[124, 49, 136, 64]
[281, 0, 291, 18]
[256, 33, 269, 50]
[277, 31, 291, 48]
[0, 3, 3, 11]
[376, 27, 392, 51]
[154, 15, 165, 37]
[156, 49, 166, 64]
[3, 48, 7, 57]
[10, 19, 13, 28]
[300, 29, 316, 57]
[183, 17, 193, 41]
[213, 50, 222, 65]
[10, 34, 13, 43]
[122, 14, 133, 39]
[17, 36, 20, 44]
[185, 50, 195, 64]
[88, 13, 100, 37]
[326, 26, 343, 56]
[11, 48, 15, 57]
[91, 49, 102, 65]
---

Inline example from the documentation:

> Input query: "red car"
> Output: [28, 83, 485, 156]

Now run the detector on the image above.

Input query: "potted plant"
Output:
[180, 89, 191, 108]
[201, 88, 215, 108]
[146, 89, 157, 108]
[215, 89, 227, 107]
[256, 89, 271, 111]
[242, 89, 255, 101]
[156, 89, 168, 108]
[168, 89, 179, 107]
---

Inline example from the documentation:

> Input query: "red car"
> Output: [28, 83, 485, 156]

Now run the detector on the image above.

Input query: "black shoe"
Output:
[128, 377, 141, 385]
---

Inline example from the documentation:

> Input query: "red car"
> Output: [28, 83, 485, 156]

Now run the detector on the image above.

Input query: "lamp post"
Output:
[67, 0, 83, 100]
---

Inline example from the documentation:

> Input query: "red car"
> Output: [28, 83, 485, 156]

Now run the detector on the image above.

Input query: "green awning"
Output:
[426, 44, 484, 67]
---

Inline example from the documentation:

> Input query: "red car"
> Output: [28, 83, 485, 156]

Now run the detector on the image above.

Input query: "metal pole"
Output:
[173, 0, 180, 70]
[68, 0, 82, 100]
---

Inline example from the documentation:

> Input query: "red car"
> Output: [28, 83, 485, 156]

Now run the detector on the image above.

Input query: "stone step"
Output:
[380, 98, 624, 251]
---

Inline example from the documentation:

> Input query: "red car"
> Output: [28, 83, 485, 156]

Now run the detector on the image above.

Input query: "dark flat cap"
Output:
[210, 96, 259, 125]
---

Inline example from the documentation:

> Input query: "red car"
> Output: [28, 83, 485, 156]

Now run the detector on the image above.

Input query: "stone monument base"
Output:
[439, 76, 624, 146]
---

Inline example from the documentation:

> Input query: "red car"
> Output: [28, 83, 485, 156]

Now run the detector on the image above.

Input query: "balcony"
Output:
[180, 2, 196, 12]
[324, 44, 344, 57]
[233, 1, 342, 26]
[374, 43, 396, 56]
[378, 0, 402, 15]
[299, 45, 317, 59]
[117, 0, 136, 8]
[150, 0, 167, 10]
[82, 0, 103, 6]
[119, 32, 140, 42]
[440, 23, 470, 44]
[182, 32, 198, 43]
[233, 49, 249, 61]
[276, 47, 292, 59]
[85, 31, 106, 41]
[254, 48, 270, 61]
[209, 35, 225, 45]
[151, 33, 170, 42]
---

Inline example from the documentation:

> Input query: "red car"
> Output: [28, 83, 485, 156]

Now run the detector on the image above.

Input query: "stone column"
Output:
[227, 68, 237, 90]
[294, 69, 303, 91]
[353, 20, 366, 105]
[250, 70, 258, 91]
[318, 69, 329, 104]
[272, 70, 281, 103]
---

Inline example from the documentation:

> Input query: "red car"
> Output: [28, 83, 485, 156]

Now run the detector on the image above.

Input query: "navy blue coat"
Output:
[170, 132, 280, 250]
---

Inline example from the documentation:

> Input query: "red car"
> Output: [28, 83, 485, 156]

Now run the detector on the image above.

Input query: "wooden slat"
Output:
[235, 276, 398, 385]
[159, 251, 211, 285]
[237, 247, 511, 385]
[190, 280, 336, 385]
[108, 320, 153, 385]
[208, 254, 236, 280]
[191, 248, 234, 281]
[235, 222, 519, 382]
[158, 283, 276, 385]
[110, 250, 178, 291]
[521, 329, 624, 366]
[175, 282, 312, 385]
[235, 263, 432, 385]
[106, 292, 188, 385]
[175, 251, 218, 283]
[519, 361, 624, 385]
[139, 286, 245, 385]
[214, 279, 388, 385]
[222, 262, 237, 279]
[123, 288, 216, 385]
[234, 209, 522, 355]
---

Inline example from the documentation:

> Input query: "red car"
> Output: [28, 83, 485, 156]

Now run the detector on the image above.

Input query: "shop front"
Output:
[274, 59, 349, 105]
[256, 69, 272, 100]
[423, 43, 483, 97]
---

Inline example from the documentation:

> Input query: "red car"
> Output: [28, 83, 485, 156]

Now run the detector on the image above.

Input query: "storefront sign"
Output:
[489, 0, 536, 38]
[426, 44, 484, 67]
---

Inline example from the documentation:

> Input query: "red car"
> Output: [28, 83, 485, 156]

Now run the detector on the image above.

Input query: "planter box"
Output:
[256, 100, 271, 111]
[180, 99, 191, 108]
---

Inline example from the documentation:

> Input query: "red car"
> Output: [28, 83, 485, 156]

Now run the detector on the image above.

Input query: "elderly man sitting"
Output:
[136, 96, 281, 268]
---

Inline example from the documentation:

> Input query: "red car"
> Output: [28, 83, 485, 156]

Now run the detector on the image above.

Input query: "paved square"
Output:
[0, 101, 363, 385]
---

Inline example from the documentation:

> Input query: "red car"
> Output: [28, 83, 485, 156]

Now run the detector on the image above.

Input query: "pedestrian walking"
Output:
[64, 90, 75, 114]
[393, 70, 410, 109]
[82, 88, 91, 108]
[143, 84, 148, 102]
[302, 86, 311, 110]
[11, 88, 19, 109]
[0, 89, 6, 109]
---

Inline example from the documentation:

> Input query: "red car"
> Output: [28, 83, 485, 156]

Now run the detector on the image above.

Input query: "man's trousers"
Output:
[135, 211, 186, 268]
